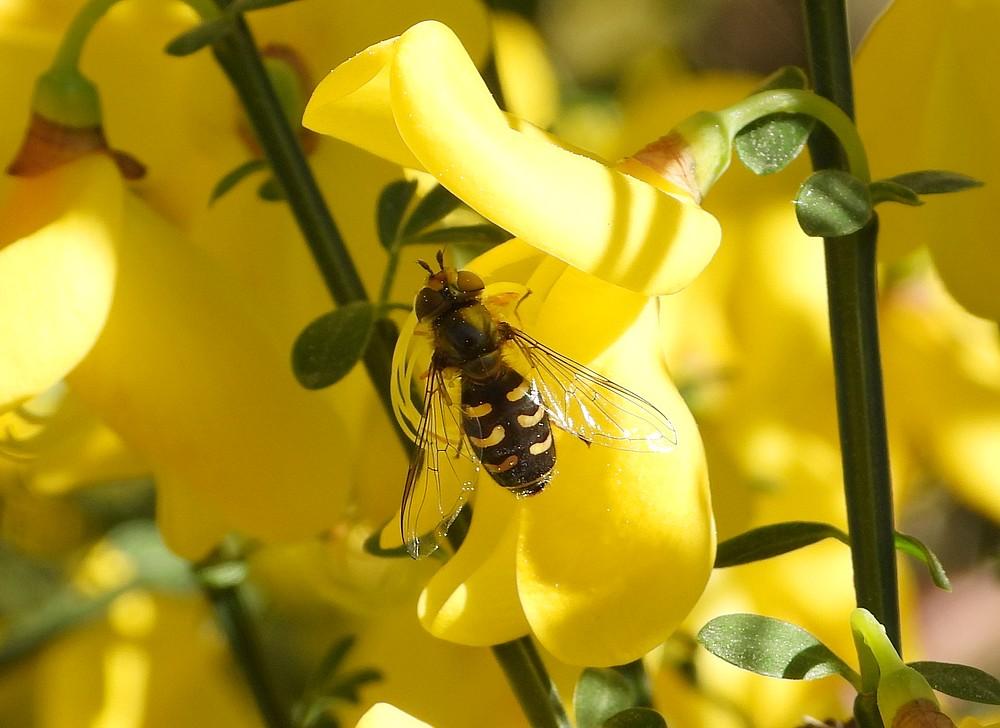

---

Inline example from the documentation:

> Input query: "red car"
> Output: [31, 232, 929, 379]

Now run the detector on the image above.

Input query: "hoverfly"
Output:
[391, 251, 677, 558]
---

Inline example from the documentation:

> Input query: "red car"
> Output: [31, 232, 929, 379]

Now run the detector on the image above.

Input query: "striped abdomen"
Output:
[461, 366, 555, 496]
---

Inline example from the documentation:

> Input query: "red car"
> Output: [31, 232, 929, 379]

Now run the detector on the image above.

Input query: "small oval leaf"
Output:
[886, 170, 984, 195]
[870, 180, 924, 207]
[401, 184, 463, 237]
[292, 303, 375, 389]
[210, 159, 269, 204]
[258, 177, 285, 201]
[602, 708, 667, 728]
[377, 179, 418, 249]
[893, 532, 951, 591]
[165, 17, 232, 56]
[697, 614, 859, 684]
[575, 668, 639, 728]
[910, 661, 1000, 705]
[794, 169, 873, 237]
[735, 113, 815, 175]
[715, 521, 848, 568]
[408, 223, 513, 246]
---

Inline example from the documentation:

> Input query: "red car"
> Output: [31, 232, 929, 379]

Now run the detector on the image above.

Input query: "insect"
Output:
[391, 251, 678, 558]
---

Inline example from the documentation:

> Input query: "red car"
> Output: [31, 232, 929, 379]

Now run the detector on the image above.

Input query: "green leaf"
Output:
[195, 560, 248, 591]
[909, 661, 1000, 704]
[886, 170, 984, 195]
[230, 0, 303, 11]
[715, 521, 848, 567]
[313, 636, 356, 686]
[735, 113, 815, 175]
[697, 614, 860, 685]
[794, 169, 873, 237]
[893, 532, 951, 591]
[258, 177, 285, 201]
[362, 524, 411, 558]
[400, 184, 462, 237]
[575, 667, 640, 728]
[324, 668, 383, 704]
[165, 17, 232, 56]
[210, 159, 269, 204]
[292, 303, 375, 389]
[753, 66, 811, 93]
[408, 223, 513, 246]
[869, 180, 923, 207]
[602, 708, 667, 728]
[377, 179, 418, 249]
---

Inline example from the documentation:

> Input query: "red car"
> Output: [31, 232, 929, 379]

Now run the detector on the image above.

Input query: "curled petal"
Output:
[0, 157, 121, 410]
[305, 21, 720, 296]
[419, 482, 530, 646]
[515, 267, 715, 666]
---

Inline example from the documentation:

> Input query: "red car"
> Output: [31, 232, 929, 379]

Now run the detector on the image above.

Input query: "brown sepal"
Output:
[6, 113, 145, 179]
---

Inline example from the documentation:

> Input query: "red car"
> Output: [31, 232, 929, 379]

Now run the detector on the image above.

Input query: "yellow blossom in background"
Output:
[355, 703, 431, 728]
[855, 0, 998, 321]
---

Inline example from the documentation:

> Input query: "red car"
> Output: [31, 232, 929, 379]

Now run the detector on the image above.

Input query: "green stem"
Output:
[723, 89, 870, 181]
[48, 0, 120, 74]
[492, 638, 572, 728]
[203, 578, 293, 728]
[208, 6, 398, 419]
[802, 0, 901, 664]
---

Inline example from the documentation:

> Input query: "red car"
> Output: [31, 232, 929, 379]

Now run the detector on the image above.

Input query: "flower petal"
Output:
[0, 157, 122, 410]
[418, 482, 530, 646]
[356, 704, 432, 728]
[515, 267, 715, 666]
[305, 21, 721, 296]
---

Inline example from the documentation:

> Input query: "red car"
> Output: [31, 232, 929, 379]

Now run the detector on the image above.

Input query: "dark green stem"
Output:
[802, 0, 901, 661]
[492, 638, 572, 728]
[208, 7, 397, 418]
[204, 578, 293, 728]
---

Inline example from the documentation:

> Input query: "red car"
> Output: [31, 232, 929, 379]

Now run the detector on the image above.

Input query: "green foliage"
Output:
[892, 532, 950, 591]
[409, 223, 513, 246]
[293, 635, 383, 728]
[166, 1, 304, 56]
[714, 521, 848, 567]
[165, 17, 232, 56]
[362, 524, 411, 558]
[377, 179, 418, 249]
[575, 668, 642, 728]
[884, 170, 983, 195]
[795, 169, 873, 237]
[735, 66, 814, 175]
[258, 177, 286, 201]
[292, 302, 375, 389]
[910, 661, 1000, 705]
[210, 159, 269, 204]
[714, 521, 951, 593]
[697, 614, 860, 686]
[400, 184, 463, 237]
[869, 179, 923, 207]
[602, 708, 667, 728]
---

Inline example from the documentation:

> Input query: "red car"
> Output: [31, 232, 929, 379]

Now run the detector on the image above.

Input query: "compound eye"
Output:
[455, 270, 485, 293]
[415, 288, 446, 320]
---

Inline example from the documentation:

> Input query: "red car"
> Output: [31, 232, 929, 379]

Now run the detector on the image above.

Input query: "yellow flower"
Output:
[490, 11, 559, 129]
[374, 242, 714, 666]
[303, 20, 721, 298]
[855, 0, 999, 321]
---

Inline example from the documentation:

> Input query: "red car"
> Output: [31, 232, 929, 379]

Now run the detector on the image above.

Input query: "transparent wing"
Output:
[400, 363, 482, 559]
[506, 327, 678, 453]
